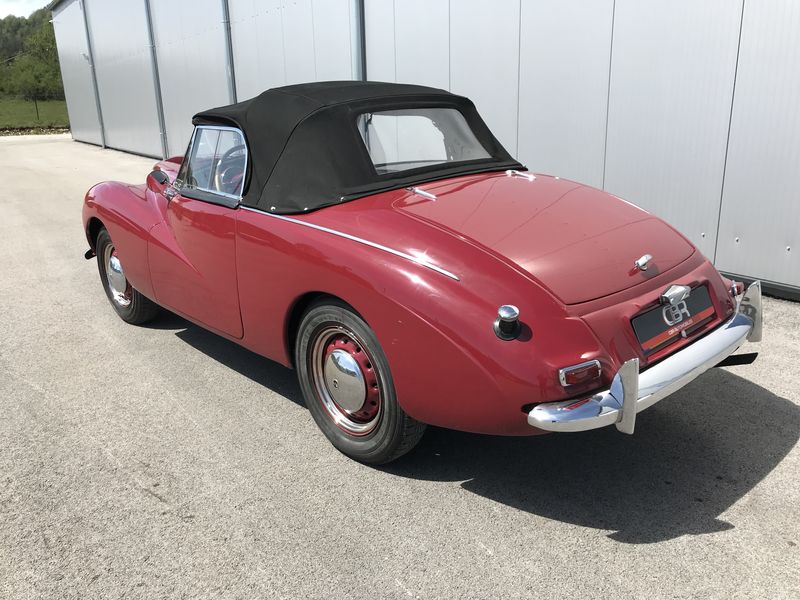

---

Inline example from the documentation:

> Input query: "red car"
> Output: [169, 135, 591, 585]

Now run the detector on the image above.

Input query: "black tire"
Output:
[95, 227, 160, 325]
[295, 299, 426, 464]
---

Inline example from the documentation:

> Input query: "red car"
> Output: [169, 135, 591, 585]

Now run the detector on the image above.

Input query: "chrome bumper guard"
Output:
[528, 281, 762, 434]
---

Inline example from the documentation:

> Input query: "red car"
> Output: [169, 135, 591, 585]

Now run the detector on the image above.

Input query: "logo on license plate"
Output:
[662, 301, 691, 326]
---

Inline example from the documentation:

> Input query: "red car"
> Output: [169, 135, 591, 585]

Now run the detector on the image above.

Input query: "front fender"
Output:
[83, 181, 163, 301]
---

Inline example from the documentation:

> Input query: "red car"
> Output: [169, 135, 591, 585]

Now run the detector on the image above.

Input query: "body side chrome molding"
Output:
[238, 205, 460, 281]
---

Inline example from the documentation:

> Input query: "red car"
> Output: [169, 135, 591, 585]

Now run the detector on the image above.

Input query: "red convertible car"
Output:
[83, 81, 762, 464]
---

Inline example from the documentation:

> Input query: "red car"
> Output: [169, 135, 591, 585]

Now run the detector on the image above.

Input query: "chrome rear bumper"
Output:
[528, 281, 762, 434]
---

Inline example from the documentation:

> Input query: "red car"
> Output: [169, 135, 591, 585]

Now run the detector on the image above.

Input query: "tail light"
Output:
[559, 360, 602, 387]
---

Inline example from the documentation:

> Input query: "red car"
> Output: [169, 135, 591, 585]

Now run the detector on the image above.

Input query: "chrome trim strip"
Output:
[505, 169, 535, 181]
[239, 206, 460, 281]
[407, 186, 437, 201]
[529, 280, 762, 434]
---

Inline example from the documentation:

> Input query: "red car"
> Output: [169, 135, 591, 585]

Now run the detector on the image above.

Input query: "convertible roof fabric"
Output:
[193, 81, 523, 214]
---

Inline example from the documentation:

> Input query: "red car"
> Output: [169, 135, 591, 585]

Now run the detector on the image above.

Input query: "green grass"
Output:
[0, 97, 69, 129]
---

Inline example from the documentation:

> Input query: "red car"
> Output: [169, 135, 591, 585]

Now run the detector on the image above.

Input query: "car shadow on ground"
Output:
[385, 369, 799, 544]
[162, 315, 799, 545]
[148, 312, 305, 408]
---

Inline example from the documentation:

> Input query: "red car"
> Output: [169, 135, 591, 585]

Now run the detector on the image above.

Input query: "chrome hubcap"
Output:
[311, 327, 381, 436]
[323, 349, 367, 412]
[103, 244, 131, 307]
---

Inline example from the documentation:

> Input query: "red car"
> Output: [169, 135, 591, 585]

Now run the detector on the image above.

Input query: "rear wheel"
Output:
[95, 227, 160, 325]
[295, 300, 425, 464]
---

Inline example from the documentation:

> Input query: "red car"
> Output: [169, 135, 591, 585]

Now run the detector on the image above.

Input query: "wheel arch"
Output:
[86, 216, 105, 250]
[285, 291, 363, 367]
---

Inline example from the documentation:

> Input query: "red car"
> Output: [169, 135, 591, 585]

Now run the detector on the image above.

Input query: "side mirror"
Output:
[148, 170, 170, 186]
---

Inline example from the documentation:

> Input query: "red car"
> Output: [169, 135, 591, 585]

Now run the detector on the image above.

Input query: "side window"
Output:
[357, 108, 490, 174]
[178, 126, 247, 199]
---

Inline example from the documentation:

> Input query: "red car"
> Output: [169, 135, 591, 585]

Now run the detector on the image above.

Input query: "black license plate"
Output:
[632, 286, 715, 354]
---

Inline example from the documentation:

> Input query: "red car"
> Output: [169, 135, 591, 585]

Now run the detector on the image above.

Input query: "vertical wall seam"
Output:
[80, 0, 105, 147]
[279, 1, 287, 83]
[447, 0, 451, 91]
[514, 0, 522, 158]
[221, 0, 238, 103]
[713, 0, 747, 265]
[356, 0, 366, 80]
[392, 0, 397, 81]
[143, 0, 168, 158]
[310, 1, 318, 79]
[601, 0, 616, 190]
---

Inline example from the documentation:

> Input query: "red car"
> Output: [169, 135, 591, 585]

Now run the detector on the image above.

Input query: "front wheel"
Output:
[95, 227, 160, 325]
[295, 300, 426, 464]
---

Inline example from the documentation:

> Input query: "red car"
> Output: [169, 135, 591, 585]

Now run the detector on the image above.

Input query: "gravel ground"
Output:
[1, 134, 798, 599]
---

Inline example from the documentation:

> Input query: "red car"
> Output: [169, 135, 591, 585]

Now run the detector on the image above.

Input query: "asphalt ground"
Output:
[1, 134, 798, 599]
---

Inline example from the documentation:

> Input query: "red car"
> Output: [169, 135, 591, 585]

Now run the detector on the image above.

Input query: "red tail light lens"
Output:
[559, 360, 602, 387]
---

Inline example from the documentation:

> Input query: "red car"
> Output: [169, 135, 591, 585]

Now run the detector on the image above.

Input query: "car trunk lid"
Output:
[393, 173, 695, 305]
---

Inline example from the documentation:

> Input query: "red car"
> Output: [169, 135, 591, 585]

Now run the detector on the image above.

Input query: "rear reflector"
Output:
[559, 360, 602, 387]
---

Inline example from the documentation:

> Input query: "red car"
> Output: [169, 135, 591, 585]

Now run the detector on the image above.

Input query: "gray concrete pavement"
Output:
[1, 134, 798, 599]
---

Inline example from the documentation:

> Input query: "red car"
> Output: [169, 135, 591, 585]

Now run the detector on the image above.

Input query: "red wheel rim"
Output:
[310, 326, 382, 436]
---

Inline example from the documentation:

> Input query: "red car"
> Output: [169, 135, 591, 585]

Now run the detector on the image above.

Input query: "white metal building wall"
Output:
[228, 0, 360, 101]
[365, 0, 520, 160]
[604, 0, 743, 259]
[149, 0, 232, 157]
[517, 0, 613, 189]
[83, 0, 162, 157]
[50, 0, 800, 291]
[51, 0, 103, 145]
[52, 0, 360, 157]
[714, 1, 800, 289]
[363, 0, 800, 293]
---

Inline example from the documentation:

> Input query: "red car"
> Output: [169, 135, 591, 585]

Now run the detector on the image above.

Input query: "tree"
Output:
[0, 8, 64, 101]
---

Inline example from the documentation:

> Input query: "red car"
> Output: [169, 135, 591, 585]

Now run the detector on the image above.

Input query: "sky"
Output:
[0, 0, 48, 18]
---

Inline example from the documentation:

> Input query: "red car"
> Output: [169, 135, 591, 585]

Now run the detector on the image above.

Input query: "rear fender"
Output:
[234, 209, 605, 436]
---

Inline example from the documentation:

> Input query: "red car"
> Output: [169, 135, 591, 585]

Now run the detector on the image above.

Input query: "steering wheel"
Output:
[213, 144, 246, 195]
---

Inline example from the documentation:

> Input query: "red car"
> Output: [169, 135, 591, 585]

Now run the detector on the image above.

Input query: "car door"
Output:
[148, 125, 247, 338]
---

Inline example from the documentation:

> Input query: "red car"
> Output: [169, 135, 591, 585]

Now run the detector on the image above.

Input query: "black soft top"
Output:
[193, 80, 523, 214]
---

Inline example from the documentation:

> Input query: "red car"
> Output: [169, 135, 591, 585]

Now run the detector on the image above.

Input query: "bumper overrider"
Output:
[528, 281, 763, 434]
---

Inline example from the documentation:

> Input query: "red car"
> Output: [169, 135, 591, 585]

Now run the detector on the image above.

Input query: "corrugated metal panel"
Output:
[314, 1, 359, 80]
[715, 1, 800, 289]
[84, 0, 161, 156]
[363, 0, 395, 81]
[281, 0, 318, 81]
[604, 0, 742, 259]
[149, 0, 231, 157]
[229, 0, 284, 99]
[449, 0, 520, 154]
[517, 0, 614, 188]
[363, 0, 448, 87]
[394, 0, 448, 88]
[365, 0, 520, 152]
[228, 0, 356, 101]
[47, 0, 800, 290]
[51, 0, 102, 145]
